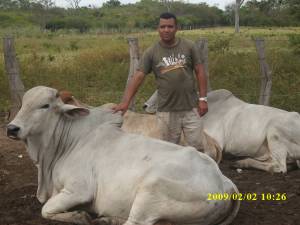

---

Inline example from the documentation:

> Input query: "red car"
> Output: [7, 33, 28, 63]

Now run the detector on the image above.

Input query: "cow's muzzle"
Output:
[7, 124, 21, 139]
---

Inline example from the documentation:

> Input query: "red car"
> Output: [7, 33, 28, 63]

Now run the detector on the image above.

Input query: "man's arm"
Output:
[195, 64, 208, 116]
[113, 70, 145, 115]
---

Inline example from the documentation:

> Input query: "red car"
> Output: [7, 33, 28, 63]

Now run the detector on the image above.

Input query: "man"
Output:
[113, 12, 208, 151]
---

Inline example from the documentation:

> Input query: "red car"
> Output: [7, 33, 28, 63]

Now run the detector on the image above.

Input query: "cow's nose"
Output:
[7, 124, 20, 139]
[143, 104, 148, 110]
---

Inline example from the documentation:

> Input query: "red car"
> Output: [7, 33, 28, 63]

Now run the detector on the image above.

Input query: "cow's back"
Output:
[122, 111, 161, 139]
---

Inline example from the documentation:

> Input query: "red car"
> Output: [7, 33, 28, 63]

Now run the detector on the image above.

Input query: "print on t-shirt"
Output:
[156, 53, 187, 74]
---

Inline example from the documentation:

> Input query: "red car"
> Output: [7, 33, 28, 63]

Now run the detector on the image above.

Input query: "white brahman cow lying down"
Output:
[7, 86, 240, 225]
[144, 89, 300, 173]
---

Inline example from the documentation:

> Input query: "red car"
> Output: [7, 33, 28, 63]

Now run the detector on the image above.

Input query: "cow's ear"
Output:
[59, 104, 90, 118]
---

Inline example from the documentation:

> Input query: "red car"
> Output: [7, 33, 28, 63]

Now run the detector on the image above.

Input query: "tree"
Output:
[235, 0, 245, 33]
[38, 0, 54, 9]
[103, 0, 121, 8]
[160, 0, 173, 12]
[34, 0, 55, 29]
[17, 0, 32, 9]
[65, 0, 81, 9]
[0, 0, 18, 9]
[285, 0, 300, 20]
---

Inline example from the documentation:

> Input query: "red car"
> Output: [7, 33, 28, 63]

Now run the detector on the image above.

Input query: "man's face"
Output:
[158, 18, 177, 43]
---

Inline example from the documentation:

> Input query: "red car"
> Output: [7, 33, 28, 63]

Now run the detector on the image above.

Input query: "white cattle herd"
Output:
[6, 86, 300, 225]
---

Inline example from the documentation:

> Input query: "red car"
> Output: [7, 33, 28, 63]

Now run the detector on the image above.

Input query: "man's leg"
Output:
[156, 111, 182, 144]
[182, 108, 204, 151]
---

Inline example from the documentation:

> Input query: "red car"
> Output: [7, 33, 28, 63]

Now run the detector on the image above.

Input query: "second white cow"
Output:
[144, 89, 300, 173]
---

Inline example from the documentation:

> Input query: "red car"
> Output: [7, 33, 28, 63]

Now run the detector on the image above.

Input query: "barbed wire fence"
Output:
[1, 35, 300, 122]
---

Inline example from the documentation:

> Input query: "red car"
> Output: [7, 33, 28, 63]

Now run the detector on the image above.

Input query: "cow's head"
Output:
[143, 90, 158, 114]
[7, 86, 89, 140]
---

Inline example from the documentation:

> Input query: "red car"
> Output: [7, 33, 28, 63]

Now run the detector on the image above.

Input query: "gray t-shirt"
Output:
[138, 38, 203, 112]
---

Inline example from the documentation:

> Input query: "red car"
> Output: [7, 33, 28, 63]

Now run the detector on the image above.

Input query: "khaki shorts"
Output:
[156, 108, 204, 151]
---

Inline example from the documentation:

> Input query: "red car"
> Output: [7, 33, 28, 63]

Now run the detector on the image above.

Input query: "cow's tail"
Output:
[203, 131, 223, 164]
[217, 184, 241, 225]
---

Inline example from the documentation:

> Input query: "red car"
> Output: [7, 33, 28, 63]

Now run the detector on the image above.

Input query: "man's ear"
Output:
[59, 104, 90, 119]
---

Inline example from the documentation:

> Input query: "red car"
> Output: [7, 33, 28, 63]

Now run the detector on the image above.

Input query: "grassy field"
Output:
[0, 26, 300, 114]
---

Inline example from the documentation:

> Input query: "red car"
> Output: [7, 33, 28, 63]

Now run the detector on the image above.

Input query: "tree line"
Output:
[0, 0, 299, 32]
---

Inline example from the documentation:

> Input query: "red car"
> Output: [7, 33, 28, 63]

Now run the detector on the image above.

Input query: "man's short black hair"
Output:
[159, 12, 177, 25]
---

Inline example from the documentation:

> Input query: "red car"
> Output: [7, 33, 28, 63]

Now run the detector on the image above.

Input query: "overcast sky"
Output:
[54, 0, 235, 10]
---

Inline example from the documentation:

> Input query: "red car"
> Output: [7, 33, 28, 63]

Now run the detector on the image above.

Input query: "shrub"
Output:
[288, 34, 300, 55]
[45, 18, 91, 33]
[69, 40, 79, 51]
[45, 19, 66, 32]
[65, 18, 91, 33]
[209, 37, 231, 53]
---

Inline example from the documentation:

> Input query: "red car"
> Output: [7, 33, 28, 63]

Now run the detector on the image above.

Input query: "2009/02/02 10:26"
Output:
[207, 192, 287, 201]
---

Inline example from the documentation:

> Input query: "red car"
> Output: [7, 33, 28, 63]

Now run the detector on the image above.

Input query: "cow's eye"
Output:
[40, 104, 50, 109]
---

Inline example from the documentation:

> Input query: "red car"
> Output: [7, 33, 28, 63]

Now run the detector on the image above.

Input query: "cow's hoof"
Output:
[78, 211, 93, 225]
[271, 164, 287, 174]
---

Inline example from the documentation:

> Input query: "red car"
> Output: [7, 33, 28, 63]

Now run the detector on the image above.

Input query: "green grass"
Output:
[1, 27, 300, 114]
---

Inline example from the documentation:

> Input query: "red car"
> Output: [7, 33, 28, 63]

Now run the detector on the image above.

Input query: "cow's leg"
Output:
[93, 217, 127, 225]
[123, 182, 220, 225]
[232, 158, 273, 172]
[121, 189, 176, 225]
[41, 191, 92, 225]
[267, 132, 288, 173]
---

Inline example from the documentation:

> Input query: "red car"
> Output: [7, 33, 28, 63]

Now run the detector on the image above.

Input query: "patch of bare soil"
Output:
[0, 127, 299, 225]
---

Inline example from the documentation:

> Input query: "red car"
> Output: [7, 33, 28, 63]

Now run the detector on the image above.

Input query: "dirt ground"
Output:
[0, 126, 299, 225]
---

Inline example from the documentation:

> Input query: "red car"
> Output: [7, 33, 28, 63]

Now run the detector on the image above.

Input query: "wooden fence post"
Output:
[127, 37, 139, 111]
[255, 38, 272, 105]
[196, 38, 211, 91]
[3, 36, 25, 121]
